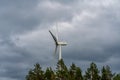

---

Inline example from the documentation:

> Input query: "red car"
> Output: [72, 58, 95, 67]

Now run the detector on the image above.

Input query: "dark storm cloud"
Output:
[0, 37, 32, 80]
[0, 38, 52, 80]
[0, 36, 51, 80]
[0, 0, 75, 37]
[0, 0, 120, 80]
[0, 1, 43, 80]
[61, 0, 120, 63]
[0, 0, 43, 36]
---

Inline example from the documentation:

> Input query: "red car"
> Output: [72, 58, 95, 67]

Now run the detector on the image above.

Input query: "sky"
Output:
[0, 0, 120, 80]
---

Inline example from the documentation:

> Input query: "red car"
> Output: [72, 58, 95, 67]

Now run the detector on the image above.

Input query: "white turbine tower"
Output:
[49, 27, 67, 60]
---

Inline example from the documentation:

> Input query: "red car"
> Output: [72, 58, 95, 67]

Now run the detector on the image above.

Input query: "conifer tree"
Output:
[25, 60, 119, 80]
[101, 65, 113, 80]
[56, 59, 69, 80]
[44, 67, 55, 80]
[26, 63, 44, 80]
[84, 62, 100, 80]
[106, 65, 113, 80]
[75, 67, 83, 80]
[69, 63, 76, 80]
[69, 63, 83, 80]
[101, 66, 107, 80]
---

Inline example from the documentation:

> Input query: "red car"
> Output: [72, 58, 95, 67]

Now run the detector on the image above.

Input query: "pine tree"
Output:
[25, 60, 118, 80]
[56, 59, 69, 80]
[44, 67, 55, 80]
[69, 63, 76, 80]
[101, 66, 107, 80]
[26, 63, 44, 80]
[75, 67, 83, 80]
[101, 65, 113, 80]
[84, 62, 100, 80]
[69, 63, 83, 80]
[106, 65, 113, 80]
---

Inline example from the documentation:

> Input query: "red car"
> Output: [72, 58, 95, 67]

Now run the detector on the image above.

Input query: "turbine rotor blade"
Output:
[49, 30, 58, 45]
[56, 23, 59, 41]
[54, 45, 58, 57]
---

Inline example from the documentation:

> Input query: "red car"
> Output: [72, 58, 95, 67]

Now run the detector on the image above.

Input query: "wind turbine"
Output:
[49, 27, 67, 60]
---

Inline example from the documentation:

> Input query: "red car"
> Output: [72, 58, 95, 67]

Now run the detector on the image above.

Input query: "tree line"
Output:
[26, 59, 120, 80]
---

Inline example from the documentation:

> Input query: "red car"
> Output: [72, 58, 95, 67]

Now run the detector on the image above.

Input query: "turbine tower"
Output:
[49, 28, 67, 60]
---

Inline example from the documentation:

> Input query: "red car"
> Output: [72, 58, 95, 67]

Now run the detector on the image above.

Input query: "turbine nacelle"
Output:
[57, 42, 67, 46]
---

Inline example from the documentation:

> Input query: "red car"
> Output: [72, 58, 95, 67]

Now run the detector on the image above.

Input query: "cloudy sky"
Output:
[0, 0, 120, 80]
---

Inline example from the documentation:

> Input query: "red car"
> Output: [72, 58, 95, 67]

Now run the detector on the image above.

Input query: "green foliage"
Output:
[26, 63, 44, 80]
[101, 65, 113, 80]
[69, 63, 83, 80]
[25, 60, 119, 80]
[75, 67, 83, 80]
[44, 67, 55, 80]
[113, 74, 120, 80]
[84, 62, 100, 80]
[56, 59, 69, 80]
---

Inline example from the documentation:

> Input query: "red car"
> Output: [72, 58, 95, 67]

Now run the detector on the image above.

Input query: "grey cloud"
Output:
[0, 37, 50, 80]
[0, 0, 40, 36]
[61, 0, 120, 63]
[0, 0, 120, 80]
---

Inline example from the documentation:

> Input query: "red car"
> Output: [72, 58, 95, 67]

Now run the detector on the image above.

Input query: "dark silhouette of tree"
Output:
[101, 65, 113, 80]
[56, 59, 69, 80]
[75, 67, 83, 80]
[25, 60, 118, 80]
[69, 63, 83, 80]
[84, 62, 100, 80]
[69, 63, 76, 80]
[44, 67, 55, 80]
[101, 66, 107, 80]
[26, 63, 44, 80]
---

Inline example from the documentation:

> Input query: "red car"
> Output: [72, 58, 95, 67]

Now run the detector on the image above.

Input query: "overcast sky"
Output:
[0, 0, 120, 80]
